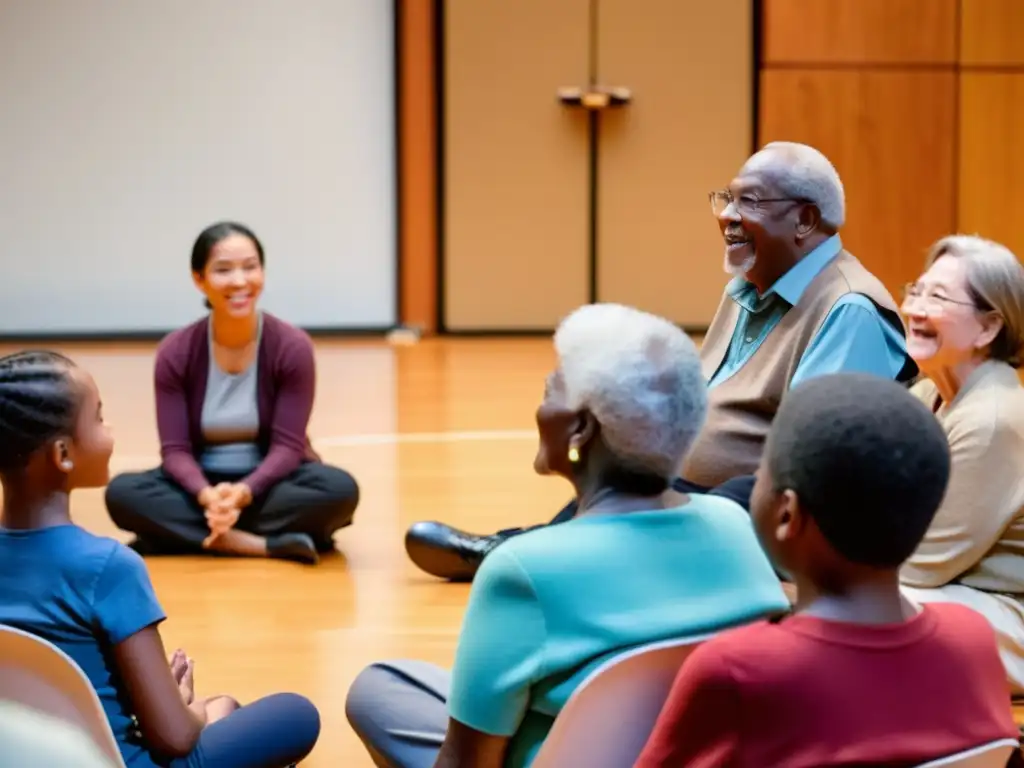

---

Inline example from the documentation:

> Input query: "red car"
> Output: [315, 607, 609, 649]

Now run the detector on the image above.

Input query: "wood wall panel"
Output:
[595, 0, 752, 327]
[958, 74, 1024, 259]
[961, 0, 1024, 66]
[759, 70, 957, 293]
[398, 0, 437, 334]
[442, 0, 591, 331]
[763, 0, 957, 65]
[759, 0, 1024, 292]
[957, 1, 1024, 260]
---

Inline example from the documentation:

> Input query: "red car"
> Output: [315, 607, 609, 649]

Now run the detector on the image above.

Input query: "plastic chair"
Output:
[531, 632, 717, 768]
[0, 624, 126, 767]
[916, 739, 1020, 768]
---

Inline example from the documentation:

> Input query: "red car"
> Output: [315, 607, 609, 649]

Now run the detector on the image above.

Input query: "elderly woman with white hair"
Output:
[345, 303, 789, 768]
[899, 234, 1024, 696]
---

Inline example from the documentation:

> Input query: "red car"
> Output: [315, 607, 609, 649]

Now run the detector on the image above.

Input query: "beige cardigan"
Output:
[901, 360, 1024, 593]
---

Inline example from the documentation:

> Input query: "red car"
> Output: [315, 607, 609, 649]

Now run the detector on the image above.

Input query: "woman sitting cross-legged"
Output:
[105, 221, 359, 565]
[0, 351, 320, 767]
[898, 234, 1024, 695]
[345, 303, 790, 768]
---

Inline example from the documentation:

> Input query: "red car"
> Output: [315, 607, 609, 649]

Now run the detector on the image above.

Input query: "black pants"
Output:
[105, 462, 359, 554]
[495, 474, 757, 539]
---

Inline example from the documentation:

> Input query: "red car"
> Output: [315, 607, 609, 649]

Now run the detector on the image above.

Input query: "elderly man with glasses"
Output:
[406, 141, 917, 582]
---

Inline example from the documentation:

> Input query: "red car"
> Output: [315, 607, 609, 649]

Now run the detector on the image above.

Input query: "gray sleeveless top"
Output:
[199, 315, 263, 475]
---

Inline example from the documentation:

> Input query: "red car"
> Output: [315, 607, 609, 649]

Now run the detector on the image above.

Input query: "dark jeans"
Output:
[493, 474, 757, 540]
[105, 462, 359, 554]
[163, 693, 320, 767]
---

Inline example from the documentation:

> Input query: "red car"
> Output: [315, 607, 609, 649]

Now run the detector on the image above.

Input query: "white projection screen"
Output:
[0, 0, 397, 335]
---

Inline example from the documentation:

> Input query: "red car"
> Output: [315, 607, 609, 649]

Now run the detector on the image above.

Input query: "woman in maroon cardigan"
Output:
[105, 222, 360, 565]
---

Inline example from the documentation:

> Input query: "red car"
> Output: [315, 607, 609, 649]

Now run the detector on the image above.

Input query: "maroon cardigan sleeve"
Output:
[239, 322, 316, 497]
[154, 329, 210, 497]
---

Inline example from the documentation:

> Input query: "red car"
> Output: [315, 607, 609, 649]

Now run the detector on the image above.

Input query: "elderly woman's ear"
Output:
[976, 313, 1005, 352]
[567, 411, 599, 463]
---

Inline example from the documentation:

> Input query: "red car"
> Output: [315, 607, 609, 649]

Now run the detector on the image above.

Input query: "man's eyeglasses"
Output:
[708, 190, 809, 217]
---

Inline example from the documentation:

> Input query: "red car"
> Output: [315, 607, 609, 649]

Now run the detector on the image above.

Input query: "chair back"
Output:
[916, 739, 1020, 767]
[531, 632, 716, 768]
[0, 624, 126, 767]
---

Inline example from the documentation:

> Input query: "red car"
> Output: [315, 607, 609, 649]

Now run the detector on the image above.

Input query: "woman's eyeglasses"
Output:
[900, 283, 977, 314]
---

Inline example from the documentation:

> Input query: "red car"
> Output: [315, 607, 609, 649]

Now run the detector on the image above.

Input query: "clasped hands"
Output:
[199, 482, 253, 548]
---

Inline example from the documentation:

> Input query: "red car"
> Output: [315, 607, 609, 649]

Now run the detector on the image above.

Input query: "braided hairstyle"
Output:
[0, 351, 79, 474]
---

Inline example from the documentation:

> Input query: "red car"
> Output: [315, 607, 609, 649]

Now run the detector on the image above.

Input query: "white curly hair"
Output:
[553, 303, 707, 479]
[743, 141, 846, 229]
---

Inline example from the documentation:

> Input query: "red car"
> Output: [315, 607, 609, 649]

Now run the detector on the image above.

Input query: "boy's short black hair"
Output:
[765, 372, 951, 568]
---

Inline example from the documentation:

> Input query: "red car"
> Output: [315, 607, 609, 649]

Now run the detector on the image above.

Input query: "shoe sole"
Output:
[404, 534, 478, 582]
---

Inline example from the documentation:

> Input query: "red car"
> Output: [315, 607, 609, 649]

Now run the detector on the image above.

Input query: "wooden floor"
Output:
[0, 336, 571, 767]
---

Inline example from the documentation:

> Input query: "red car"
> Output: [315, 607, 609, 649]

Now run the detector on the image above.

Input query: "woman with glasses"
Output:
[898, 234, 1024, 696]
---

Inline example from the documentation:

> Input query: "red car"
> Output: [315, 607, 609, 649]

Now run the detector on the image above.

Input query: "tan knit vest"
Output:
[681, 250, 910, 488]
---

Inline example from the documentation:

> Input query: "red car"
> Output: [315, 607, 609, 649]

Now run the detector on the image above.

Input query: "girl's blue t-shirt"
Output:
[0, 524, 166, 766]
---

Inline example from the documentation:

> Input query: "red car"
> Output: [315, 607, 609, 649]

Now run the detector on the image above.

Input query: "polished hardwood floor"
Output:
[0, 336, 570, 767]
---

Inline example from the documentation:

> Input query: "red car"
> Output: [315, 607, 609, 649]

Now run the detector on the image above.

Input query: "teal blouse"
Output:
[446, 495, 790, 767]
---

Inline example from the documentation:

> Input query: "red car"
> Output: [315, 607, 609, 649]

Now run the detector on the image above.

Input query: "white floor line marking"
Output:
[108, 428, 537, 468]
[317, 428, 535, 447]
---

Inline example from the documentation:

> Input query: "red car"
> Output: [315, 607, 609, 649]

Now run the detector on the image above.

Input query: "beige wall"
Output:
[442, 0, 754, 331]
[442, 0, 592, 331]
[595, 0, 752, 326]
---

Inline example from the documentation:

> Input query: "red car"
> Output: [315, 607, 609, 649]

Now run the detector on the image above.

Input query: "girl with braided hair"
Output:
[0, 351, 320, 767]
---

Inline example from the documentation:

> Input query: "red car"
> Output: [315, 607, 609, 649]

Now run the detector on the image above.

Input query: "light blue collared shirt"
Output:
[708, 235, 908, 388]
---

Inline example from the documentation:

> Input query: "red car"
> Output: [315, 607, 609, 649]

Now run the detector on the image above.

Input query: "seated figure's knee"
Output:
[104, 472, 148, 524]
[314, 464, 360, 517]
[344, 661, 419, 739]
[275, 692, 321, 748]
[104, 472, 134, 505]
[326, 465, 359, 502]
[345, 663, 383, 732]
[345, 659, 446, 729]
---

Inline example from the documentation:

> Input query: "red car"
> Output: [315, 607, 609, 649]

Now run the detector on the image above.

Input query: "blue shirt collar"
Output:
[726, 234, 843, 309]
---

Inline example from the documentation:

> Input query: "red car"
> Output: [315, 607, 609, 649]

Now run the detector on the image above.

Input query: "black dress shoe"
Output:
[404, 522, 509, 581]
[267, 532, 320, 565]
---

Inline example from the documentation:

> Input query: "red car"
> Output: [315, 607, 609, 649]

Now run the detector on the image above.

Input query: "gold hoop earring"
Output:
[568, 446, 580, 463]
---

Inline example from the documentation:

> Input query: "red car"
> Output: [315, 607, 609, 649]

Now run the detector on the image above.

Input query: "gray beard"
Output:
[723, 248, 756, 277]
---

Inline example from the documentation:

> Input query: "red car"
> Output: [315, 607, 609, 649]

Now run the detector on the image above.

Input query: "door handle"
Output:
[556, 86, 631, 110]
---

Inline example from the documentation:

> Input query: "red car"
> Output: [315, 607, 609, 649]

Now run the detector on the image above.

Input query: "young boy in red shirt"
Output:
[635, 372, 1019, 767]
